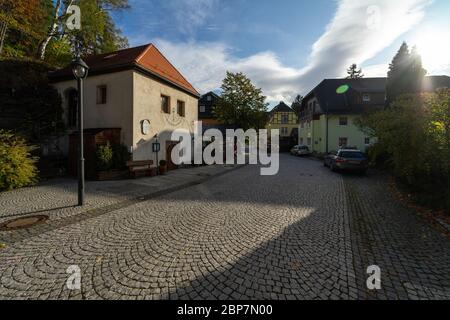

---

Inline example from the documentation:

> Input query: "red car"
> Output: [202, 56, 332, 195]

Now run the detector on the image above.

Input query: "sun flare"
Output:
[413, 29, 450, 74]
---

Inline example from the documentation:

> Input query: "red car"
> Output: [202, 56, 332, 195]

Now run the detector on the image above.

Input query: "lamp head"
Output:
[71, 57, 89, 80]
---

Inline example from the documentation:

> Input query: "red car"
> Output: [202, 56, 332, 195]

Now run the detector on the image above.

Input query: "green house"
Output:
[298, 78, 386, 154]
[298, 76, 450, 154]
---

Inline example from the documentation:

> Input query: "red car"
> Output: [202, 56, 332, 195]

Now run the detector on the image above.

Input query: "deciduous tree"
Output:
[214, 72, 269, 130]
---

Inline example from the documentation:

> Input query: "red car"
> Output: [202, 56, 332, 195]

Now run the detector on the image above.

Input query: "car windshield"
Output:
[339, 152, 365, 159]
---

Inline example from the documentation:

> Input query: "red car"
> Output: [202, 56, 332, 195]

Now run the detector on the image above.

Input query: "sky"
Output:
[112, 0, 450, 105]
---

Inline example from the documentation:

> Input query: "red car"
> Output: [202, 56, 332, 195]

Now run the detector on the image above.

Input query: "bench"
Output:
[126, 160, 154, 178]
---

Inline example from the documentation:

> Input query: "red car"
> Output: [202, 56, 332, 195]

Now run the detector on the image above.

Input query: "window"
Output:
[281, 127, 289, 136]
[161, 95, 170, 114]
[281, 114, 289, 124]
[199, 105, 206, 113]
[177, 100, 185, 117]
[307, 138, 312, 146]
[300, 138, 304, 145]
[365, 137, 370, 145]
[339, 117, 348, 126]
[207, 95, 212, 101]
[301, 122, 304, 129]
[363, 94, 371, 102]
[97, 85, 107, 104]
[339, 137, 348, 147]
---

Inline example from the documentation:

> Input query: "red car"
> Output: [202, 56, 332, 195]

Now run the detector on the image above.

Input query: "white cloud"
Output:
[165, 0, 219, 36]
[153, 0, 433, 103]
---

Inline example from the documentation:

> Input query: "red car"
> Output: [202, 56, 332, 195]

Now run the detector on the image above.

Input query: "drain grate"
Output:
[0, 215, 49, 231]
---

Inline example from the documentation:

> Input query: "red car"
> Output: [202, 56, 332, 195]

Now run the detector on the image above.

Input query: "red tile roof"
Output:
[50, 44, 199, 97]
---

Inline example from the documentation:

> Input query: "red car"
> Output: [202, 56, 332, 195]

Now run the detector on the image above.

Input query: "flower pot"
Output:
[159, 165, 167, 175]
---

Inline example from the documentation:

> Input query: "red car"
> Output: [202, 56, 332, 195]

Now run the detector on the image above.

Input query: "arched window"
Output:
[65, 89, 78, 128]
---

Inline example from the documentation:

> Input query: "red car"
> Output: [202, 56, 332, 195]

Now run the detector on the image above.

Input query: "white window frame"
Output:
[363, 94, 371, 102]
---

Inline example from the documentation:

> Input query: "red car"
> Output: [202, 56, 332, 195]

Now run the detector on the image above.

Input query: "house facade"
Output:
[299, 76, 450, 154]
[49, 44, 200, 169]
[267, 102, 298, 151]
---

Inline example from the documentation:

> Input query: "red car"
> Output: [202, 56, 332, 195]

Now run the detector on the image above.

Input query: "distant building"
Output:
[299, 76, 450, 154]
[267, 101, 298, 151]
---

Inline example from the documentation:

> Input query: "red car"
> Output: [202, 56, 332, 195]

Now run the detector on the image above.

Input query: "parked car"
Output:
[324, 149, 368, 174]
[290, 145, 304, 155]
[296, 145, 312, 156]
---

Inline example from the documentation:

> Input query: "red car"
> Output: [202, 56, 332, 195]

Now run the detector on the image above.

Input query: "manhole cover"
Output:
[0, 215, 49, 231]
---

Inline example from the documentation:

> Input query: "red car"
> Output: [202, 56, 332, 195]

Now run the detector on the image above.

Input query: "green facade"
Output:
[298, 115, 373, 154]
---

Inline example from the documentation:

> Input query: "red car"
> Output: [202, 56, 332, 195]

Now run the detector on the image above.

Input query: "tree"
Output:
[214, 72, 269, 130]
[346, 63, 364, 79]
[355, 89, 450, 210]
[386, 42, 427, 105]
[291, 94, 303, 116]
[0, 60, 65, 143]
[0, 0, 50, 58]
[37, 0, 130, 60]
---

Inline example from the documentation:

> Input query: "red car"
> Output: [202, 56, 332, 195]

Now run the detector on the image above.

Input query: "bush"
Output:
[96, 142, 113, 171]
[112, 144, 131, 170]
[159, 160, 167, 166]
[0, 130, 38, 191]
[356, 89, 450, 211]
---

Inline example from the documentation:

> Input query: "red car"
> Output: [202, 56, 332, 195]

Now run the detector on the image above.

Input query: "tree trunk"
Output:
[0, 21, 7, 56]
[37, 0, 63, 60]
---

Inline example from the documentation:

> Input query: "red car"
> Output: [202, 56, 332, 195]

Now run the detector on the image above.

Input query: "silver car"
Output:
[296, 145, 311, 157]
[324, 149, 368, 174]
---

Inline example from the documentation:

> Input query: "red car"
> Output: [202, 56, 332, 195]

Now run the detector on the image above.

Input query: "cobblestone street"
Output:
[0, 154, 449, 300]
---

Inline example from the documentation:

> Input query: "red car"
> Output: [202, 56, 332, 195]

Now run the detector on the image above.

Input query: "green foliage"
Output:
[291, 95, 303, 116]
[96, 143, 130, 171]
[0, 130, 38, 191]
[112, 144, 131, 170]
[214, 72, 269, 130]
[356, 89, 450, 210]
[386, 42, 427, 105]
[0, 0, 51, 58]
[96, 142, 114, 171]
[0, 59, 65, 142]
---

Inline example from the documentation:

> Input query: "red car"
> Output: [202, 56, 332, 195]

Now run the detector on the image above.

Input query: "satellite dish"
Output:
[336, 84, 350, 94]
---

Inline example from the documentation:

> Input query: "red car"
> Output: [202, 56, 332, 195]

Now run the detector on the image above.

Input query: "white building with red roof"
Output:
[50, 44, 200, 175]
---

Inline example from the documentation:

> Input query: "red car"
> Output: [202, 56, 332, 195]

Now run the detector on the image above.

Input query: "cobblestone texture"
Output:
[0, 155, 449, 300]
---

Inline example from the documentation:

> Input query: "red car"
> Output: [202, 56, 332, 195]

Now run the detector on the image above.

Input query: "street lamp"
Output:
[152, 134, 161, 175]
[71, 56, 89, 206]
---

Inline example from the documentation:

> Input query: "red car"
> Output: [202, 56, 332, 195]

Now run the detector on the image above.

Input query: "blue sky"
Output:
[112, 0, 450, 104]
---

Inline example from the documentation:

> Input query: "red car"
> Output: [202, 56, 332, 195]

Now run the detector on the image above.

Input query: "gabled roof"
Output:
[271, 101, 295, 114]
[200, 91, 221, 100]
[49, 44, 200, 97]
[303, 76, 450, 115]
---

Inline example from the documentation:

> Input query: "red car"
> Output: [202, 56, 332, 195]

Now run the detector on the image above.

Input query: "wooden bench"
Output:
[126, 160, 154, 178]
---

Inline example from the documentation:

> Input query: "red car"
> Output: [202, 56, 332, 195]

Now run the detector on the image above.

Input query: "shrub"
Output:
[356, 89, 450, 211]
[96, 142, 113, 171]
[0, 130, 38, 191]
[159, 160, 167, 166]
[112, 144, 131, 170]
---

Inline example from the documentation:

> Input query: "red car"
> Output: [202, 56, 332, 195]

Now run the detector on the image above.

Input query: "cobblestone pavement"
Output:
[0, 154, 449, 300]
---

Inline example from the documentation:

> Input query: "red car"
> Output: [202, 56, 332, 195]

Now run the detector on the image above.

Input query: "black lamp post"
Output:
[71, 56, 89, 206]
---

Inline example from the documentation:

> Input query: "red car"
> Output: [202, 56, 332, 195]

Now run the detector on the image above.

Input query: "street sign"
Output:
[152, 142, 161, 153]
